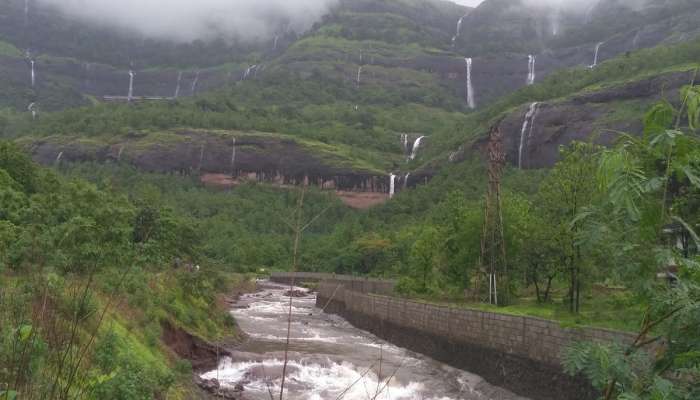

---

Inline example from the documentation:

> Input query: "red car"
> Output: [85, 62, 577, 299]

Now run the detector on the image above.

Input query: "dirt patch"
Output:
[161, 320, 230, 372]
[336, 191, 389, 208]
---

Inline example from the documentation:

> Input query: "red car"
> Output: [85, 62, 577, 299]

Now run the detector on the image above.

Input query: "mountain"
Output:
[1, 0, 699, 201]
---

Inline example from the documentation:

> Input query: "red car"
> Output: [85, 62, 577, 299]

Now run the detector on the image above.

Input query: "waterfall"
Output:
[28, 102, 36, 119]
[83, 63, 92, 90]
[527, 55, 536, 85]
[273, 35, 279, 50]
[198, 144, 205, 171]
[389, 174, 397, 198]
[117, 146, 125, 161]
[403, 173, 410, 189]
[55, 152, 63, 166]
[518, 102, 540, 169]
[230, 137, 237, 175]
[590, 42, 604, 68]
[400, 133, 409, 154]
[451, 15, 467, 46]
[127, 70, 134, 101]
[174, 71, 182, 98]
[356, 66, 363, 87]
[465, 58, 475, 109]
[584, 3, 596, 24]
[409, 136, 426, 161]
[191, 71, 200, 95]
[632, 31, 641, 49]
[242, 65, 257, 81]
[30, 59, 35, 87]
[550, 12, 560, 36]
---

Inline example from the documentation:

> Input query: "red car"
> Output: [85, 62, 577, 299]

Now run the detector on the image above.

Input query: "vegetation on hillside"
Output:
[0, 142, 251, 399]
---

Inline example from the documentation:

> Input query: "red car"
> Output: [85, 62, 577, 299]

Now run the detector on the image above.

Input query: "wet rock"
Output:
[469, 69, 696, 169]
[196, 376, 245, 399]
[195, 376, 220, 392]
[284, 289, 308, 298]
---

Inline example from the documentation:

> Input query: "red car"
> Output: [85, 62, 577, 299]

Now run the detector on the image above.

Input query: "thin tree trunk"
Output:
[544, 275, 553, 302]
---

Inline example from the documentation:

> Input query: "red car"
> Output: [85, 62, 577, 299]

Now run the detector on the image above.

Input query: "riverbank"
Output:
[313, 279, 636, 400]
[200, 281, 524, 399]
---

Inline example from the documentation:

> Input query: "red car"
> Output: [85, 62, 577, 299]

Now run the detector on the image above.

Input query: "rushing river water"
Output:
[201, 281, 525, 400]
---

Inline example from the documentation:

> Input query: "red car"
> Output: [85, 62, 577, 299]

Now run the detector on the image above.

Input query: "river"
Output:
[201, 281, 526, 400]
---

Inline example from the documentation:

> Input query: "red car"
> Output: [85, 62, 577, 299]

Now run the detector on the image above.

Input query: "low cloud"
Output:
[37, 0, 339, 43]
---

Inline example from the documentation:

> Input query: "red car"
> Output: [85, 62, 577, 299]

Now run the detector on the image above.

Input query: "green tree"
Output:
[565, 89, 700, 399]
[537, 142, 600, 313]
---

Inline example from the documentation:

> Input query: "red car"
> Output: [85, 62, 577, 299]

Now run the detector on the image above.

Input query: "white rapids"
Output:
[202, 281, 526, 400]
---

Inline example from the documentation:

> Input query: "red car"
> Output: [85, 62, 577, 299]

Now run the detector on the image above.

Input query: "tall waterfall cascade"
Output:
[591, 42, 604, 68]
[28, 102, 36, 119]
[401, 134, 410, 154]
[465, 58, 475, 109]
[230, 138, 237, 175]
[518, 102, 540, 169]
[127, 70, 134, 101]
[550, 12, 560, 36]
[30, 59, 35, 87]
[356, 66, 363, 87]
[389, 174, 397, 198]
[409, 136, 426, 161]
[242, 65, 257, 81]
[526, 55, 536, 86]
[55, 152, 63, 166]
[451, 15, 467, 46]
[191, 71, 200, 95]
[632, 31, 641, 49]
[174, 72, 183, 98]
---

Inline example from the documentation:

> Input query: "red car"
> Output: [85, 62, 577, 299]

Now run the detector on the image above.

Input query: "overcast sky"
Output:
[36, 0, 606, 44]
[37, 0, 340, 43]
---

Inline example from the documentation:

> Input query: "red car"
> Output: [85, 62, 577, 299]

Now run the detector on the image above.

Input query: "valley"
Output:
[1, 0, 699, 399]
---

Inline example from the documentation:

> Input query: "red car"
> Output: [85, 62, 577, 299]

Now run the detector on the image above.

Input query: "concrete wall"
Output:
[318, 283, 632, 367]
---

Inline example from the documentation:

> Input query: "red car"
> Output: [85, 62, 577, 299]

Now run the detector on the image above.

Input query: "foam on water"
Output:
[203, 357, 441, 400]
[206, 281, 521, 400]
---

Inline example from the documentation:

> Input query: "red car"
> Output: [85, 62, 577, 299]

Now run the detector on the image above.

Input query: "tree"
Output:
[519, 214, 561, 303]
[537, 142, 600, 313]
[565, 86, 700, 399]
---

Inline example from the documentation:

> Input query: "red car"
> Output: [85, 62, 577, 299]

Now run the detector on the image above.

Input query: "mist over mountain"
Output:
[36, 0, 339, 43]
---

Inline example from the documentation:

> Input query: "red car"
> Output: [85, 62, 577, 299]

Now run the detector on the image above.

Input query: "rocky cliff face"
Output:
[448, 0, 700, 106]
[483, 69, 696, 168]
[21, 130, 423, 207]
[5, 0, 697, 113]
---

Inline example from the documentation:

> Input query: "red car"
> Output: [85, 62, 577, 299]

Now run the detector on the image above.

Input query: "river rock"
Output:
[284, 289, 308, 297]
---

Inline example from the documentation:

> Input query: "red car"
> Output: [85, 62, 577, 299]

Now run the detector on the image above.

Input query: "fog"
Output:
[456, 0, 648, 11]
[37, 0, 339, 43]
[522, 0, 649, 12]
